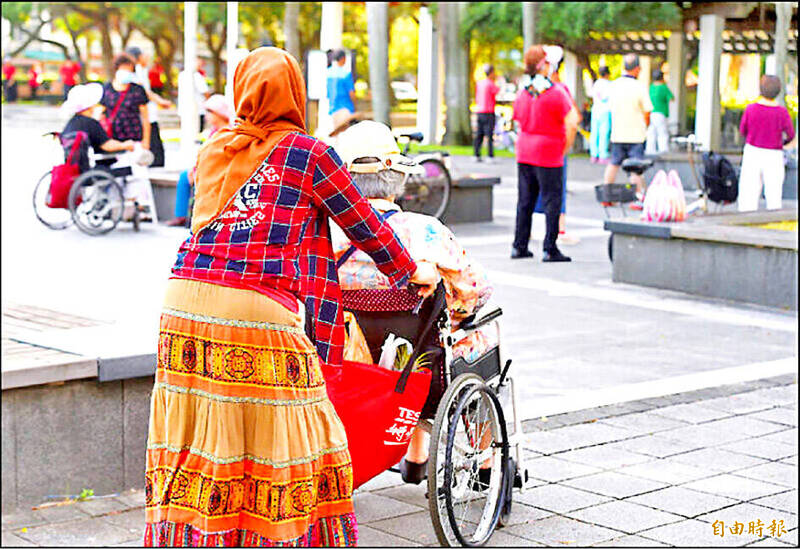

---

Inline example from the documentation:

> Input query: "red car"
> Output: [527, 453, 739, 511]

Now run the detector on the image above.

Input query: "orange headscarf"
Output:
[191, 47, 307, 233]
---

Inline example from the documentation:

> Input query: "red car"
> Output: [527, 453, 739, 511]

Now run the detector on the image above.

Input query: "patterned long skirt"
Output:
[144, 279, 358, 547]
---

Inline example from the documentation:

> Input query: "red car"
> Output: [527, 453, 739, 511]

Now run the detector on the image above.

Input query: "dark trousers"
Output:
[513, 163, 563, 253]
[63, 84, 74, 101]
[199, 114, 206, 133]
[473, 112, 495, 158]
[149, 121, 165, 167]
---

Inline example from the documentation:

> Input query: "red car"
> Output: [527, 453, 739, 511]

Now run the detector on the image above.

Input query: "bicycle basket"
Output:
[594, 183, 637, 203]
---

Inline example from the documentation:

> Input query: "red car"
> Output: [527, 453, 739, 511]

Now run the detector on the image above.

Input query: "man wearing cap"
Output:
[604, 54, 653, 207]
[61, 82, 137, 171]
[331, 120, 496, 485]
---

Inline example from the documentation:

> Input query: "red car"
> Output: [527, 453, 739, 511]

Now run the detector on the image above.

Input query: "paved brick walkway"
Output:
[2, 375, 795, 547]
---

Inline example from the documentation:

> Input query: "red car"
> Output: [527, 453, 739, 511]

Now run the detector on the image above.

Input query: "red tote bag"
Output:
[322, 360, 432, 489]
[46, 132, 85, 209]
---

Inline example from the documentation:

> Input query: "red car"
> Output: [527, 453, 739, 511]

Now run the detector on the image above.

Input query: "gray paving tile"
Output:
[628, 486, 739, 518]
[568, 500, 683, 534]
[98, 508, 145, 538]
[748, 408, 799, 427]
[562, 471, 668, 499]
[699, 393, 782, 415]
[649, 402, 732, 424]
[548, 423, 634, 449]
[354, 492, 421, 524]
[745, 386, 799, 406]
[369, 510, 442, 546]
[670, 447, 770, 473]
[32, 503, 91, 524]
[1, 531, 35, 547]
[600, 412, 689, 435]
[526, 456, 603, 483]
[696, 502, 797, 530]
[683, 474, 788, 502]
[514, 483, 612, 514]
[524, 430, 588, 455]
[483, 529, 543, 546]
[733, 462, 798, 489]
[358, 524, 423, 546]
[756, 429, 799, 447]
[373, 484, 429, 509]
[356, 470, 405, 493]
[500, 502, 552, 526]
[556, 445, 653, 470]
[780, 455, 797, 466]
[109, 541, 144, 547]
[720, 439, 797, 461]
[505, 514, 620, 545]
[618, 457, 717, 485]
[593, 534, 669, 546]
[75, 497, 130, 517]
[751, 490, 798, 515]
[666, 423, 754, 447]
[18, 516, 135, 546]
[705, 416, 792, 438]
[746, 537, 796, 547]
[112, 489, 145, 510]
[608, 434, 702, 458]
[1, 510, 47, 530]
[639, 518, 760, 546]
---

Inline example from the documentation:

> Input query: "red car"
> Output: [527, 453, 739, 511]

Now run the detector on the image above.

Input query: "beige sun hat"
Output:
[61, 82, 104, 118]
[335, 120, 425, 175]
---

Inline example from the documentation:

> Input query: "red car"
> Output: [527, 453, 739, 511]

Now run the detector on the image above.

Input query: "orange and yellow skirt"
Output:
[144, 279, 357, 547]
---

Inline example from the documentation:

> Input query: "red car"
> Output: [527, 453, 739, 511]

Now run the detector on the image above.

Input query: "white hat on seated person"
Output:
[61, 82, 104, 118]
[203, 94, 234, 124]
[335, 120, 425, 176]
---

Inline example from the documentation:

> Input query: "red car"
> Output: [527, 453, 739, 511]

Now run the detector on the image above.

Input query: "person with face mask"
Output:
[100, 54, 150, 147]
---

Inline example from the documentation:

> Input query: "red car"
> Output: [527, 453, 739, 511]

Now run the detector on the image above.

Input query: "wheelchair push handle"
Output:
[459, 307, 503, 332]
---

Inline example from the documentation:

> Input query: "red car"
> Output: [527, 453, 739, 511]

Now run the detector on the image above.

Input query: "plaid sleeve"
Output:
[310, 144, 417, 287]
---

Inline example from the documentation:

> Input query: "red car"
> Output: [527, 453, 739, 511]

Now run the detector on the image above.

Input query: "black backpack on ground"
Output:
[702, 151, 739, 203]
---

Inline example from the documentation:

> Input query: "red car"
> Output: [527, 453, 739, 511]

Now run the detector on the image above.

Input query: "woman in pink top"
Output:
[512, 45, 580, 262]
[738, 75, 796, 211]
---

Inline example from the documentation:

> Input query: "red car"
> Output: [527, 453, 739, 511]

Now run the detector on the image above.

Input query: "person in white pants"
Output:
[737, 75, 796, 212]
[645, 69, 673, 155]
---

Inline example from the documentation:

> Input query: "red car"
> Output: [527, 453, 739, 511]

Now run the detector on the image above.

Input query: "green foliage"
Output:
[77, 488, 94, 501]
[1, 2, 34, 26]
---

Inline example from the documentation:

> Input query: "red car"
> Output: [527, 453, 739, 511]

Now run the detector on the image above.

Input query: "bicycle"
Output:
[397, 132, 452, 219]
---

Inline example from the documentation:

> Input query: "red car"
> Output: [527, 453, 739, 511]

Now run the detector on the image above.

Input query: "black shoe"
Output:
[511, 248, 534, 259]
[399, 459, 428, 485]
[542, 249, 571, 262]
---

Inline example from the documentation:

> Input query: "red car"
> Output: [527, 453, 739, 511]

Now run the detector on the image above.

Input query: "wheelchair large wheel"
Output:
[398, 157, 451, 219]
[428, 373, 509, 547]
[32, 170, 73, 230]
[68, 169, 124, 236]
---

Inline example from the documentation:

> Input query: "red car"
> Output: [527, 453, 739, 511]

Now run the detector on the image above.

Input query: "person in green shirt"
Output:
[646, 69, 674, 154]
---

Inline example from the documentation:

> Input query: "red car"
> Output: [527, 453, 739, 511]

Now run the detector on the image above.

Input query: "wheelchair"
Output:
[33, 131, 152, 236]
[341, 282, 533, 546]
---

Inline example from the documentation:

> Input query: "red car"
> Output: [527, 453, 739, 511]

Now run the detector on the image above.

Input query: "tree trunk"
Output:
[522, 2, 537, 52]
[283, 2, 301, 62]
[773, 1, 791, 106]
[440, 3, 471, 146]
[100, 24, 114, 80]
[366, 2, 390, 126]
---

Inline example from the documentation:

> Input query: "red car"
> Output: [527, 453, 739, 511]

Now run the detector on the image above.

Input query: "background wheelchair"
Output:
[33, 131, 150, 236]
[340, 282, 533, 546]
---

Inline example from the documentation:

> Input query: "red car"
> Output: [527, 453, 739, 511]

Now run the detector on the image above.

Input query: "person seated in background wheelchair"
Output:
[331, 120, 498, 484]
[61, 82, 138, 170]
[61, 82, 157, 221]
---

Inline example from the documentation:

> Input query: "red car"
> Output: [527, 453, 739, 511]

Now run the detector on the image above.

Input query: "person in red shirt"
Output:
[2, 58, 17, 102]
[59, 60, 80, 100]
[473, 64, 500, 163]
[148, 62, 165, 96]
[28, 63, 41, 100]
[511, 45, 580, 263]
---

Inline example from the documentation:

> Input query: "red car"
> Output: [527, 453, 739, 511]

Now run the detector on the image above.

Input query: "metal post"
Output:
[522, 2, 536, 52]
[416, 6, 439, 144]
[180, 1, 199, 166]
[367, 2, 390, 126]
[694, 13, 723, 151]
[318, 2, 343, 138]
[773, 1, 791, 106]
[225, 2, 238, 104]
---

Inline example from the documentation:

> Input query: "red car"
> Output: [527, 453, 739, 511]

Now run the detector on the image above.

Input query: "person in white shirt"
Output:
[178, 58, 211, 134]
[589, 65, 612, 164]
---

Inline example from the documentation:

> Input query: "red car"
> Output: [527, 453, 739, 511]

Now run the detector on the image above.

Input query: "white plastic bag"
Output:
[378, 333, 413, 371]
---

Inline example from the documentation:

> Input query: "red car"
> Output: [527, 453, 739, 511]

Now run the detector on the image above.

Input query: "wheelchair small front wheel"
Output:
[33, 170, 73, 230]
[69, 169, 124, 236]
[428, 374, 508, 547]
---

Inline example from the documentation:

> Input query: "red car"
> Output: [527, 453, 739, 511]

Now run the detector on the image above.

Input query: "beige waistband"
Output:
[163, 279, 304, 329]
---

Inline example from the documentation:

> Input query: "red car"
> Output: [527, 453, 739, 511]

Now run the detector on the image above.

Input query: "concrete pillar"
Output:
[666, 31, 687, 135]
[180, 1, 199, 166]
[562, 51, 579, 100]
[225, 2, 238, 105]
[367, 2, 390, 126]
[416, 6, 439, 144]
[694, 13, 724, 151]
[318, 2, 343, 136]
[522, 2, 536, 53]
[773, 1, 792, 106]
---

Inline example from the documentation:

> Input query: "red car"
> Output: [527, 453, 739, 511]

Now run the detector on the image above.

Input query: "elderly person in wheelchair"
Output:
[331, 121, 499, 485]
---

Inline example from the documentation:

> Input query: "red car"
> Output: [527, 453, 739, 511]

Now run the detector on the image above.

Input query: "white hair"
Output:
[349, 157, 406, 198]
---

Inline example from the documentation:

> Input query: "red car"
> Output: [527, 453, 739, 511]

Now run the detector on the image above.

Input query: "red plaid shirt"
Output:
[171, 132, 417, 367]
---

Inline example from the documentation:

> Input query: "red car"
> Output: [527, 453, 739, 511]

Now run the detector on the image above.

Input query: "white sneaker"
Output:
[557, 232, 581, 246]
[472, 156, 482, 163]
[484, 157, 495, 164]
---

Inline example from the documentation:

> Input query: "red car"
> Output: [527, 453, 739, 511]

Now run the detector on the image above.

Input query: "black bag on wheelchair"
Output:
[702, 151, 739, 204]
